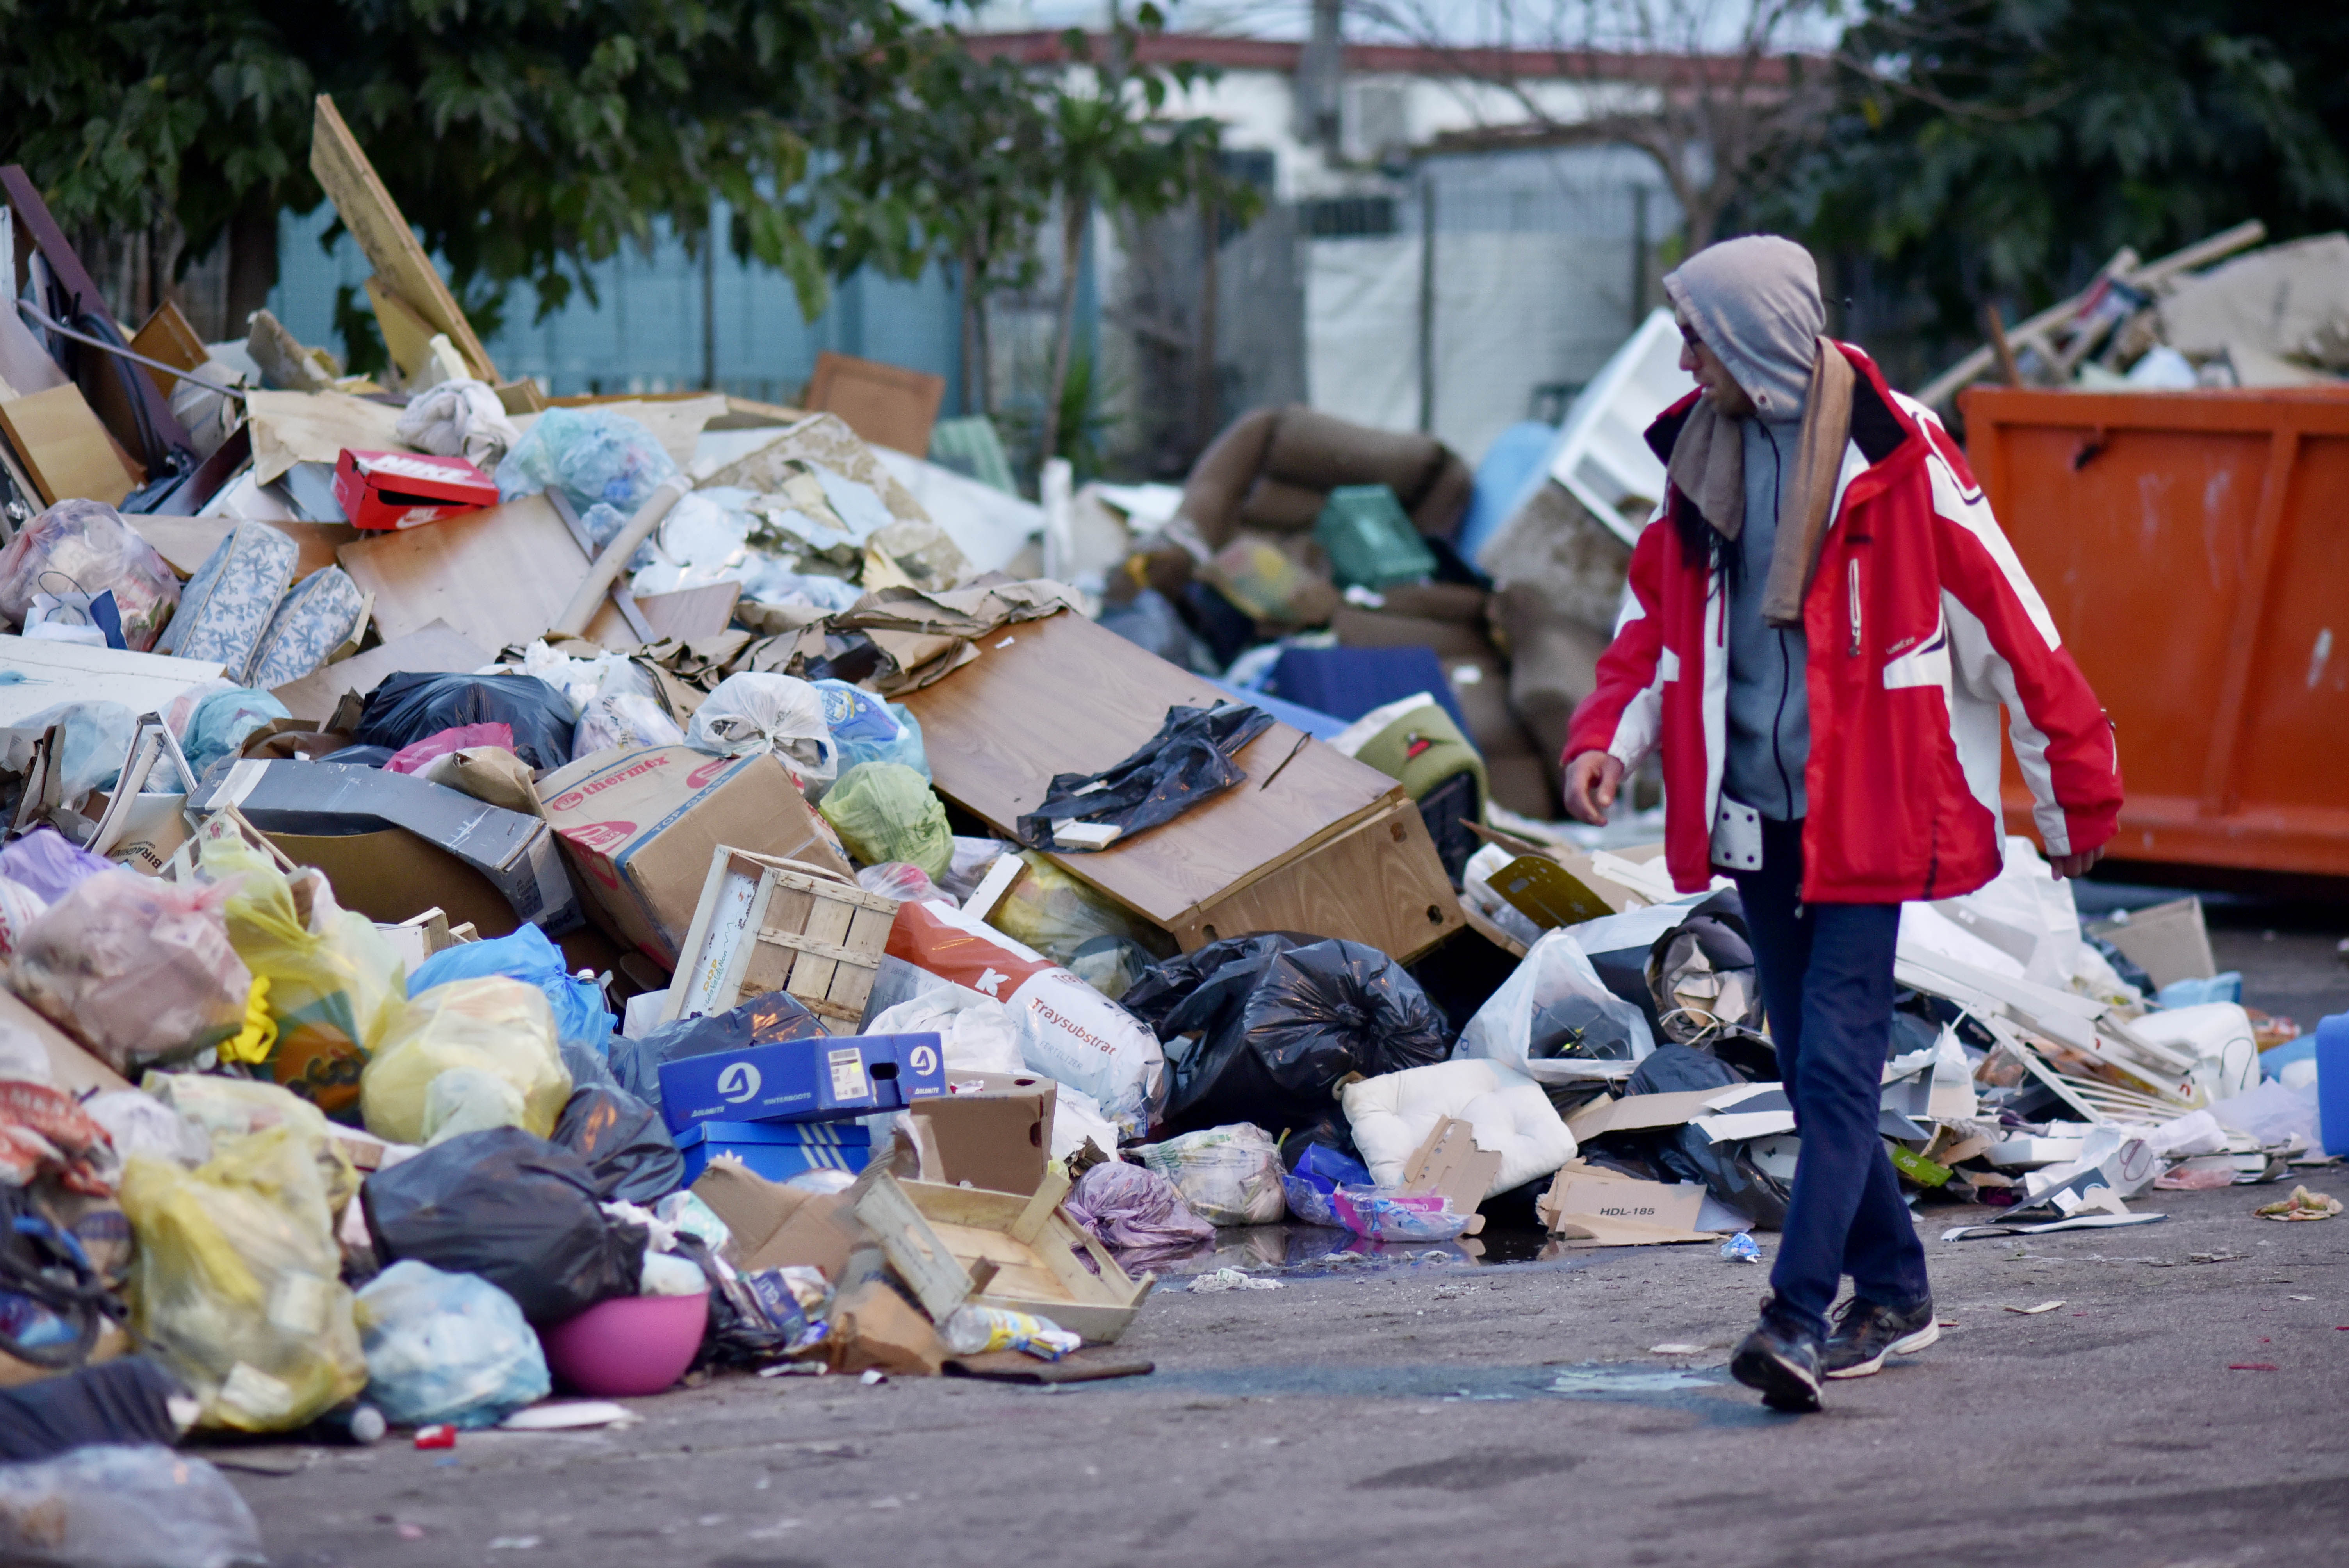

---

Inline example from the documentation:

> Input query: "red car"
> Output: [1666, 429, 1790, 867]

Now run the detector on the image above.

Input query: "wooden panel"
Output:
[307, 96, 499, 384]
[804, 350, 945, 456]
[1181, 793, 1463, 961]
[0, 634, 223, 726]
[896, 609, 1399, 928]
[339, 492, 587, 651]
[129, 301, 206, 396]
[132, 515, 358, 580]
[0, 384, 138, 505]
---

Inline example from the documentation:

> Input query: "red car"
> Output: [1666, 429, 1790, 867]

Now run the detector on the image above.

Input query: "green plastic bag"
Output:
[818, 762, 952, 879]
[989, 852, 1173, 970]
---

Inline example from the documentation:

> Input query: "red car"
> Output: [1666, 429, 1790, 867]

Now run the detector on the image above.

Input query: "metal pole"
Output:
[1417, 171, 1436, 435]
[702, 203, 718, 392]
[1631, 185, 1650, 327]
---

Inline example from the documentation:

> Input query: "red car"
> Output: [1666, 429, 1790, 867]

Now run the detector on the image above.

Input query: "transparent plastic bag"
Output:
[811, 679, 930, 780]
[2, 700, 137, 802]
[201, 834, 406, 1117]
[1457, 926, 1657, 1084]
[990, 853, 1170, 969]
[181, 689, 289, 779]
[354, 1260, 550, 1428]
[8, 871, 252, 1073]
[574, 690, 685, 761]
[686, 672, 836, 784]
[939, 1303, 1079, 1360]
[0, 1445, 265, 1568]
[1330, 1187, 1468, 1242]
[494, 407, 679, 517]
[857, 861, 954, 909]
[141, 1074, 358, 1215]
[116, 1127, 367, 1431]
[820, 762, 951, 877]
[1065, 1158, 1216, 1258]
[1138, 1124, 1286, 1226]
[409, 923, 615, 1043]
[360, 977, 571, 1145]
[0, 499, 181, 652]
[0, 875, 48, 959]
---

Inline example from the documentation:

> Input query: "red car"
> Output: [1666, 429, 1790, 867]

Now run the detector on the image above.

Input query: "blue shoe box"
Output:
[674, 1119, 874, 1186]
[657, 1032, 946, 1135]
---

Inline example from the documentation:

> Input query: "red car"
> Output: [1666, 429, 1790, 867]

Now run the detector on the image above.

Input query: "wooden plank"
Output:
[131, 515, 358, 580]
[586, 581, 741, 647]
[0, 634, 223, 727]
[339, 492, 588, 651]
[129, 301, 206, 397]
[0, 384, 139, 505]
[897, 609, 1402, 930]
[306, 96, 499, 384]
[804, 350, 946, 456]
[363, 276, 440, 383]
[1182, 794, 1463, 961]
[854, 1171, 978, 1323]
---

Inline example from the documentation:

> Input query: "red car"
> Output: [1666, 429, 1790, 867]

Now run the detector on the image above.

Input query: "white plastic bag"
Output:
[355, 1260, 550, 1428]
[1456, 926, 1655, 1084]
[685, 671, 836, 785]
[1138, 1123, 1285, 1226]
[865, 991, 1025, 1076]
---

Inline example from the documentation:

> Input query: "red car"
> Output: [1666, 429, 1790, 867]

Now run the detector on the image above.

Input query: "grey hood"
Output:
[1663, 235, 1825, 422]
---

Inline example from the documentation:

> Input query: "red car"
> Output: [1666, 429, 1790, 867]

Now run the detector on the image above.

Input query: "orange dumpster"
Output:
[1961, 385, 2349, 879]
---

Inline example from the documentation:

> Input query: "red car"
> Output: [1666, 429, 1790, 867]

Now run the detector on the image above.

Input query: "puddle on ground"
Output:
[1069, 1361, 1773, 1426]
[1136, 1224, 1560, 1283]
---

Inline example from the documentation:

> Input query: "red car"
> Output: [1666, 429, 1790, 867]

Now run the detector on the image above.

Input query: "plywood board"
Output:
[268, 621, 489, 722]
[338, 492, 588, 652]
[583, 580, 739, 652]
[130, 301, 207, 396]
[308, 95, 499, 383]
[0, 634, 224, 727]
[897, 609, 1449, 948]
[804, 350, 946, 457]
[244, 388, 408, 486]
[131, 515, 358, 580]
[0, 384, 138, 505]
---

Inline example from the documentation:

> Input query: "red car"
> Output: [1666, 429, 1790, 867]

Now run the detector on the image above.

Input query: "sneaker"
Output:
[1822, 1296, 1939, 1380]
[1729, 1297, 1823, 1413]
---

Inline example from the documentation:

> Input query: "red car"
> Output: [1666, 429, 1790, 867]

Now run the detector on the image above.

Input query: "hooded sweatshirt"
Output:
[1661, 237, 1827, 821]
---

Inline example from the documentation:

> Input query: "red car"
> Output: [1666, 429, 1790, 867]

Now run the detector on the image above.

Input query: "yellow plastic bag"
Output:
[360, 977, 570, 1146]
[200, 834, 407, 1117]
[988, 852, 1176, 970]
[116, 1126, 367, 1431]
[141, 1072, 359, 1215]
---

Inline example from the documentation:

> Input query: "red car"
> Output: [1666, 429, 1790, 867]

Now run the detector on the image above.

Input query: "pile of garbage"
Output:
[3, 87, 2345, 1568]
[1923, 220, 2349, 403]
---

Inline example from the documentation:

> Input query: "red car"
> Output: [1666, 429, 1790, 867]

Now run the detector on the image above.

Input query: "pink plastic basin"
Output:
[538, 1291, 709, 1398]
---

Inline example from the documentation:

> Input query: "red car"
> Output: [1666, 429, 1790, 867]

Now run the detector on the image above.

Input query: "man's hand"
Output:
[2048, 845, 2106, 880]
[1562, 750, 1626, 827]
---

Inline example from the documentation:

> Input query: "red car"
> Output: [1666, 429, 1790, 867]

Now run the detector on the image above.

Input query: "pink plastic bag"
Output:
[0, 499, 182, 652]
[1065, 1158, 1216, 1261]
[384, 723, 517, 776]
[8, 870, 253, 1072]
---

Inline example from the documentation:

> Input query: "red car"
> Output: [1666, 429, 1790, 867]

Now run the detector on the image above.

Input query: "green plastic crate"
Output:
[1314, 484, 1437, 590]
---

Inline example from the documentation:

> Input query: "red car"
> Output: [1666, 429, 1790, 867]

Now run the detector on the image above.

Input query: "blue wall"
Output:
[266, 202, 966, 407]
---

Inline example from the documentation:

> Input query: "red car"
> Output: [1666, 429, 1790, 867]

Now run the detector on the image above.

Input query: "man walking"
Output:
[1561, 235, 2122, 1411]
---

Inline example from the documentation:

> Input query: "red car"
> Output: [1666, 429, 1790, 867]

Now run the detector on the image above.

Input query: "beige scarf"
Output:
[1665, 337, 1855, 627]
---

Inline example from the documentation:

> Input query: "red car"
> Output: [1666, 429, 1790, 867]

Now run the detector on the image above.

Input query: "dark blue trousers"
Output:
[1731, 818, 1930, 1342]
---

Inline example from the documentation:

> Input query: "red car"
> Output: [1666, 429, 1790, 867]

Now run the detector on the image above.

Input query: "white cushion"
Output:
[1340, 1058, 1579, 1199]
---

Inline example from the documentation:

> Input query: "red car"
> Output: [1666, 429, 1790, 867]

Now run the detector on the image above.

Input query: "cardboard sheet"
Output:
[339, 492, 587, 651]
[803, 351, 946, 458]
[245, 389, 408, 486]
[0, 384, 139, 505]
[1537, 1166, 1716, 1247]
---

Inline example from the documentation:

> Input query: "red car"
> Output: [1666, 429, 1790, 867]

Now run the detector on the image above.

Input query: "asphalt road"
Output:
[225, 1176, 2349, 1568]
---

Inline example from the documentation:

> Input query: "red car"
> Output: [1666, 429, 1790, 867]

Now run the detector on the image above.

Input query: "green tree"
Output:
[1780, 0, 2349, 340]
[0, 0, 949, 337]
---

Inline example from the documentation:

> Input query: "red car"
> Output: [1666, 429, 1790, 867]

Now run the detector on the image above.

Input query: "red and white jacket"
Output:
[1566, 342, 2122, 904]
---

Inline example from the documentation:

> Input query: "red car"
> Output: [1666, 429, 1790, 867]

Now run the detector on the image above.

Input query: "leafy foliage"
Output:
[1780, 0, 2349, 335]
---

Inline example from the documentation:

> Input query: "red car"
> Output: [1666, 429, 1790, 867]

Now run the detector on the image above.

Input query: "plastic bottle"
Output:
[938, 1304, 1081, 1361]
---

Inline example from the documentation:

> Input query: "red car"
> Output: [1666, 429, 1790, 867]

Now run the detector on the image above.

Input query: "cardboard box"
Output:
[690, 1161, 868, 1279]
[673, 1119, 872, 1186]
[332, 447, 498, 530]
[825, 1278, 947, 1377]
[193, 760, 576, 930]
[268, 827, 522, 938]
[656, 1031, 945, 1135]
[906, 1086, 1052, 1196]
[2089, 896, 2217, 991]
[1565, 1089, 1722, 1142]
[537, 746, 851, 966]
[1536, 1165, 1716, 1247]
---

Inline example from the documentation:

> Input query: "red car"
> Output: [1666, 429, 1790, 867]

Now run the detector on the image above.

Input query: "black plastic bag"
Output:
[674, 1233, 792, 1369]
[0, 1357, 185, 1460]
[1016, 702, 1277, 853]
[351, 672, 576, 770]
[606, 991, 827, 1114]
[1123, 932, 1453, 1139]
[361, 1127, 647, 1325]
[554, 1085, 686, 1205]
[1614, 1044, 1789, 1229]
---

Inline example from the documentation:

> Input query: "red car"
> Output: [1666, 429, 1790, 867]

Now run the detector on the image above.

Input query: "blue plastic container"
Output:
[2313, 1012, 2349, 1157]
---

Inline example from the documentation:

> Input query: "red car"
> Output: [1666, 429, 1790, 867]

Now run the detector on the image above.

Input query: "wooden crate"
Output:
[896, 609, 1463, 961]
[662, 846, 900, 1032]
[854, 1169, 1156, 1344]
